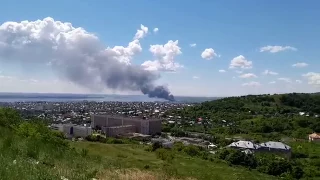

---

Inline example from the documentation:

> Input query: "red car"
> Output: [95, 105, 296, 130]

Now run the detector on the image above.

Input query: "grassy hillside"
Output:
[164, 93, 320, 179]
[71, 142, 273, 180]
[167, 93, 320, 138]
[0, 108, 274, 180]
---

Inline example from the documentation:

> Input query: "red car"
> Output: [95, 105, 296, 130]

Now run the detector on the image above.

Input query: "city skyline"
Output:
[0, 0, 319, 97]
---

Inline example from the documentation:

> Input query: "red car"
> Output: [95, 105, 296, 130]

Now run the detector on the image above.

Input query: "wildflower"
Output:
[61, 176, 68, 180]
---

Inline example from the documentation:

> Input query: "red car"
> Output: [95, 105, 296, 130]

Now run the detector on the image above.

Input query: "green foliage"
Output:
[172, 142, 184, 152]
[86, 134, 137, 145]
[170, 93, 320, 138]
[151, 141, 163, 151]
[183, 145, 201, 157]
[0, 109, 105, 179]
[155, 148, 175, 162]
[217, 149, 257, 168]
[0, 108, 276, 180]
[167, 93, 320, 177]
[0, 108, 22, 128]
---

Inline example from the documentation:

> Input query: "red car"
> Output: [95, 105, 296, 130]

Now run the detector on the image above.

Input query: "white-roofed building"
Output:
[227, 140, 261, 151]
[259, 141, 291, 158]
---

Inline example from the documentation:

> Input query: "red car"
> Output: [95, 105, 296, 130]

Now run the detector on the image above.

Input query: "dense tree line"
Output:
[167, 93, 320, 138]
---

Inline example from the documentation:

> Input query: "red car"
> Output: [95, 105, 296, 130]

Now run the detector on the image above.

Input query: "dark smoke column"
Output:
[97, 62, 175, 101]
[141, 85, 175, 101]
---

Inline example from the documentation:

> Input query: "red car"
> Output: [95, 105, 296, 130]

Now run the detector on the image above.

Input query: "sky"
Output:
[0, 0, 319, 97]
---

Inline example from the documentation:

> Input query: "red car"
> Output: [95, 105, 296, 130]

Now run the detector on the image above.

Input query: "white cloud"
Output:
[295, 80, 302, 84]
[303, 72, 320, 86]
[260, 45, 297, 53]
[235, 70, 243, 74]
[239, 73, 257, 79]
[0, 17, 146, 66]
[190, 43, 197, 47]
[192, 76, 199, 79]
[219, 69, 226, 73]
[229, 55, 253, 69]
[0, 17, 179, 99]
[1, 76, 90, 94]
[269, 81, 276, 84]
[262, 70, 278, 75]
[278, 77, 292, 83]
[292, 62, 309, 68]
[134, 24, 149, 40]
[242, 81, 261, 87]
[141, 40, 183, 71]
[0, 75, 144, 95]
[201, 48, 218, 60]
[153, 28, 159, 33]
[0, 75, 17, 81]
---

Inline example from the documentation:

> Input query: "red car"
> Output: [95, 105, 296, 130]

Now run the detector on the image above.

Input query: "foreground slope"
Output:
[0, 108, 274, 180]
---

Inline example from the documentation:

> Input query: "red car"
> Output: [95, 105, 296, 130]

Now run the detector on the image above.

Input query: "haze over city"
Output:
[0, 0, 319, 98]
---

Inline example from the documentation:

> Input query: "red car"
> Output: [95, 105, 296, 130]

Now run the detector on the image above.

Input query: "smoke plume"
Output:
[0, 17, 175, 101]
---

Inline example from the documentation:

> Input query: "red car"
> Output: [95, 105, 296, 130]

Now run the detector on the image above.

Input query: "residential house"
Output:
[309, 133, 320, 142]
[227, 140, 261, 151]
[259, 141, 291, 158]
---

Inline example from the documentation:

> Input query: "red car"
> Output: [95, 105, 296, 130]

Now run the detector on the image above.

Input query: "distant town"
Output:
[1, 98, 317, 157]
[1, 92, 320, 180]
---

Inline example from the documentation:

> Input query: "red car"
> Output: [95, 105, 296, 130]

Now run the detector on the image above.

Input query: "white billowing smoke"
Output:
[0, 17, 175, 101]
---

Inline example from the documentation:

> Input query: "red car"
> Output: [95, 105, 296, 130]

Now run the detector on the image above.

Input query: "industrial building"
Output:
[102, 125, 136, 137]
[91, 115, 161, 136]
[50, 124, 93, 138]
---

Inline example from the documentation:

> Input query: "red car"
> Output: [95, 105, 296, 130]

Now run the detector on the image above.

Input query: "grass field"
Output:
[0, 108, 275, 180]
[71, 141, 275, 180]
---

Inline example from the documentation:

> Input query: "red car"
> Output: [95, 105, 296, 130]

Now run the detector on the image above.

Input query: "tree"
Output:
[152, 141, 162, 151]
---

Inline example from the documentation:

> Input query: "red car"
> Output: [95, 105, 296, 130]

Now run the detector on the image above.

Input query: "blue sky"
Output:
[0, 0, 319, 97]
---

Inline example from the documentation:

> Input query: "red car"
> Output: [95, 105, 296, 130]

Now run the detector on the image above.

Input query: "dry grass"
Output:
[97, 168, 197, 180]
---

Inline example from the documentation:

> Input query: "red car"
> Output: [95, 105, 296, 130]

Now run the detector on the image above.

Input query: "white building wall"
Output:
[73, 126, 92, 137]
[140, 121, 149, 134]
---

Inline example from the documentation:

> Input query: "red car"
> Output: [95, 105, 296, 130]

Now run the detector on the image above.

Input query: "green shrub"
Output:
[183, 145, 201, 157]
[107, 138, 123, 144]
[144, 164, 150, 169]
[172, 142, 184, 152]
[155, 148, 174, 163]
[81, 148, 89, 157]
[151, 141, 162, 151]
[225, 150, 257, 168]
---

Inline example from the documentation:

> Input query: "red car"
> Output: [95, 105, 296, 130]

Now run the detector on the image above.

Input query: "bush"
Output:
[225, 150, 257, 168]
[85, 135, 97, 142]
[107, 138, 124, 144]
[292, 151, 308, 159]
[151, 141, 162, 151]
[291, 166, 304, 179]
[257, 155, 293, 177]
[216, 148, 232, 160]
[172, 142, 184, 152]
[81, 149, 89, 157]
[155, 148, 174, 163]
[183, 145, 201, 157]
[144, 145, 153, 152]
